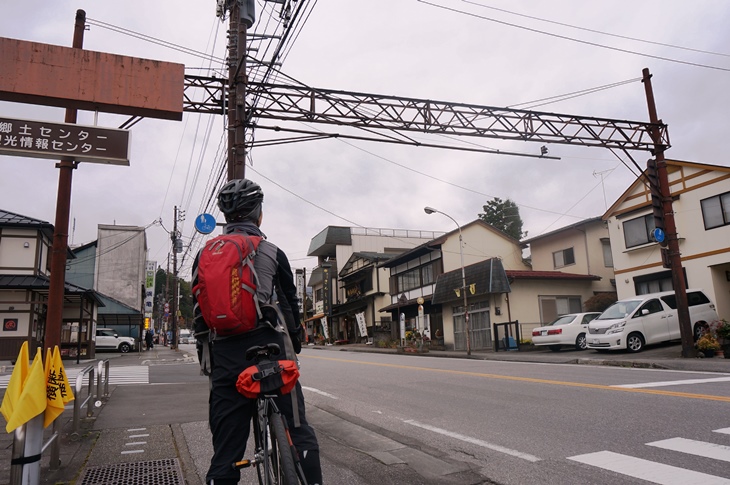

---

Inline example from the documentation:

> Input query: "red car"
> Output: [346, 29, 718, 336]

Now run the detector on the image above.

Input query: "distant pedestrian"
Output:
[145, 330, 154, 350]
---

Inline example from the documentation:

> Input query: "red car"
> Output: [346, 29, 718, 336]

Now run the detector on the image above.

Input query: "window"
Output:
[701, 192, 730, 229]
[552, 248, 575, 268]
[391, 261, 440, 293]
[601, 239, 613, 268]
[623, 214, 656, 248]
[634, 299, 663, 317]
[634, 270, 675, 295]
[661, 291, 710, 309]
[538, 296, 582, 323]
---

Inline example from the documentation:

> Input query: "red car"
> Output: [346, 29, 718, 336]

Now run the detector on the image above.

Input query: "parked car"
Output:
[531, 312, 600, 351]
[179, 329, 192, 344]
[586, 289, 719, 353]
[95, 328, 135, 353]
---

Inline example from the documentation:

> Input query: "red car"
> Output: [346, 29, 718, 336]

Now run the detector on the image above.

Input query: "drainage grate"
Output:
[78, 458, 185, 485]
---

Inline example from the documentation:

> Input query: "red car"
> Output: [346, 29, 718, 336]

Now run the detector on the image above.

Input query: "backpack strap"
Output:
[242, 237, 263, 321]
[259, 303, 301, 427]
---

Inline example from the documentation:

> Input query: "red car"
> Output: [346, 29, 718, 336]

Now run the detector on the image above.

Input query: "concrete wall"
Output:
[95, 225, 147, 311]
[440, 222, 526, 272]
[0, 228, 50, 276]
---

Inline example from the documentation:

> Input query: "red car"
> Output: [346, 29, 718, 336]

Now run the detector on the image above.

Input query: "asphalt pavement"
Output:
[1, 341, 728, 484]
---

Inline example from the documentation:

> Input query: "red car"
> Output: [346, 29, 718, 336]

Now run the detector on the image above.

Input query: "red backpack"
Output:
[193, 234, 263, 336]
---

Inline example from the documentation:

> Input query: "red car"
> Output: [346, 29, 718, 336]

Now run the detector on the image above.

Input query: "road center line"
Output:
[613, 376, 730, 389]
[303, 355, 730, 403]
[404, 420, 541, 462]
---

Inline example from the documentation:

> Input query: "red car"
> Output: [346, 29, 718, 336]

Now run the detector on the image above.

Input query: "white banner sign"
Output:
[144, 261, 156, 318]
[355, 312, 368, 338]
[321, 316, 329, 339]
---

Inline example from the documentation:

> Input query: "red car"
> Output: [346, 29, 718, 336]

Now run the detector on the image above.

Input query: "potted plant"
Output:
[710, 319, 730, 358]
[696, 333, 720, 358]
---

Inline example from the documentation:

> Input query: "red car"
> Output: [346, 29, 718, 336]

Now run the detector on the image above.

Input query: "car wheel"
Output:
[549, 345, 562, 352]
[575, 333, 587, 350]
[693, 323, 708, 342]
[626, 333, 644, 353]
[119, 342, 131, 353]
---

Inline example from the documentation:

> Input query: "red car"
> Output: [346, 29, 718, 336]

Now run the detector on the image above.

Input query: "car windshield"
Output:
[546, 315, 575, 326]
[597, 300, 641, 320]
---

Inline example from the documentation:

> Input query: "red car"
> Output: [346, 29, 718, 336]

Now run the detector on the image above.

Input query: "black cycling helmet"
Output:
[217, 179, 264, 222]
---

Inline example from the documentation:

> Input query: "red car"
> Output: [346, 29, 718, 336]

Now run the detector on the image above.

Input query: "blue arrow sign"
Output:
[195, 213, 217, 234]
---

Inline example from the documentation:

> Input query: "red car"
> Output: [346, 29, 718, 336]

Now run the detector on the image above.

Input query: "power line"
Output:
[417, 0, 730, 72]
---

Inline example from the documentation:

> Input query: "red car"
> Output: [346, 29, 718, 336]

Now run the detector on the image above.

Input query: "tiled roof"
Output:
[432, 258, 511, 304]
[0, 209, 54, 237]
[0, 274, 105, 305]
[505, 270, 601, 281]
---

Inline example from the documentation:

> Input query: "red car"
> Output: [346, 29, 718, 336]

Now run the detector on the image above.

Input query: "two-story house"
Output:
[521, 216, 616, 322]
[603, 160, 730, 320]
[0, 209, 103, 360]
[382, 219, 605, 351]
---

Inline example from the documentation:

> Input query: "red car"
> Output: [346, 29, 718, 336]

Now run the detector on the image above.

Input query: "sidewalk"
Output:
[2, 342, 728, 484]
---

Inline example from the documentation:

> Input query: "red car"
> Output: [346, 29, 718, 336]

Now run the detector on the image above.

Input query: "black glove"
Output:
[292, 334, 302, 354]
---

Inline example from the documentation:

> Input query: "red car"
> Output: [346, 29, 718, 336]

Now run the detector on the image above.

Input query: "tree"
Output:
[584, 292, 618, 313]
[478, 197, 526, 240]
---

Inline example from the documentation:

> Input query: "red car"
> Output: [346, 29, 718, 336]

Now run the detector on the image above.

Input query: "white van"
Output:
[586, 289, 719, 352]
[179, 329, 192, 344]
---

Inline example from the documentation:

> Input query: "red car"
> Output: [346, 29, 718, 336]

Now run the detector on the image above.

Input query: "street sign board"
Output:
[0, 116, 130, 165]
[194, 213, 217, 234]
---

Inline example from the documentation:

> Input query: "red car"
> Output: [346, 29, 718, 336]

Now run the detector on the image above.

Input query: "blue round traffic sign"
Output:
[194, 213, 217, 234]
[651, 227, 665, 243]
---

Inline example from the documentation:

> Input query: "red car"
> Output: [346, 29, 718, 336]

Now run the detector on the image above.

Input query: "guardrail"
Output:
[96, 359, 110, 402]
[70, 364, 95, 440]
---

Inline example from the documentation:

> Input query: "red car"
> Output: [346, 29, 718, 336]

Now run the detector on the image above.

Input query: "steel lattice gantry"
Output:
[182, 77, 669, 153]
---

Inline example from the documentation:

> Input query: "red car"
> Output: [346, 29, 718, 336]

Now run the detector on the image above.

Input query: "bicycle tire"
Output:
[269, 412, 299, 485]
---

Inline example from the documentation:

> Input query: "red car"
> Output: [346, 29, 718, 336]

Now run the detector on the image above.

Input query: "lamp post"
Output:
[424, 207, 471, 355]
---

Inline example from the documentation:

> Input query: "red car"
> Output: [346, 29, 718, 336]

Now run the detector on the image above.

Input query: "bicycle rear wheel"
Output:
[267, 412, 299, 485]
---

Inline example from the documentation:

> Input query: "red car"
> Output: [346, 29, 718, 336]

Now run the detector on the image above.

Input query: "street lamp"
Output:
[424, 206, 471, 355]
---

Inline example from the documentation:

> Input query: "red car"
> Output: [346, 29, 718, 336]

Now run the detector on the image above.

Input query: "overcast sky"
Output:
[2, 0, 729, 280]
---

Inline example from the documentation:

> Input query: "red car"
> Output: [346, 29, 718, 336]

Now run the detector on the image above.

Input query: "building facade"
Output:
[603, 160, 730, 320]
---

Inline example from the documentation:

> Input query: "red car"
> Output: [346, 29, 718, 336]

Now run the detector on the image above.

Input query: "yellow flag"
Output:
[0, 341, 30, 429]
[5, 348, 47, 433]
[44, 346, 74, 427]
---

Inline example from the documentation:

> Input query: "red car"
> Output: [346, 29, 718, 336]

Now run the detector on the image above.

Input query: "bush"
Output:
[584, 292, 618, 313]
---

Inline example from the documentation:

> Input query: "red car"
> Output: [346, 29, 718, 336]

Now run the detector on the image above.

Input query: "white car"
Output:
[586, 289, 719, 353]
[531, 312, 601, 351]
[95, 328, 135, 353]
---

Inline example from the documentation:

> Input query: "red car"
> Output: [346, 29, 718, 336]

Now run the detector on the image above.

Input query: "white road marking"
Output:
[127, 428, 147, 432]
[126, 442, 147, 446]
[121, 450, 145, 455]
[129, 434, 150, 438]
[0, 365, 150, 388]
[613, 376, 730, 389]
[403, 419, 541, 462]
[568, 451, 730, 484]
[647, 437, 730, 462]
[301, 386, 338, 399]
[715, 428, 730, 435]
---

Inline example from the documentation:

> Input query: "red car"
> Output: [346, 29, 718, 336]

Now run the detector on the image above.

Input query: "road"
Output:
[74, 346, 730, 484]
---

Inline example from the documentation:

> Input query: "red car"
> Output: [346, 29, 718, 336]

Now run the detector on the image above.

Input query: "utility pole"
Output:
[170, 206, 184, 350]
[642, 68, 694, 358]
[45, 10, 86, 355]
[226, 0, 249, 180]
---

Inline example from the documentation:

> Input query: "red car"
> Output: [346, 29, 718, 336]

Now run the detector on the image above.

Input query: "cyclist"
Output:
[193, 179, 322, 485]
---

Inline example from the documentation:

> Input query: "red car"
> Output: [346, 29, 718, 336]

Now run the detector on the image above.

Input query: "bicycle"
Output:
[232, 343, 307, 485]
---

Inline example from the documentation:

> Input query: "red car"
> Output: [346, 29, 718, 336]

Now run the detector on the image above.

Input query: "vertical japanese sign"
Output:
[0, 116, 130, 165]
[355, 312, 368, 338]
[144, 261, 156, 321]
[295, 269, 304, 317]
[322, 265, 331, 319]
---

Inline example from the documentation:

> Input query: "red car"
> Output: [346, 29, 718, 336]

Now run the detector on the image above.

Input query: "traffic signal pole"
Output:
[642, 68, 694, 358]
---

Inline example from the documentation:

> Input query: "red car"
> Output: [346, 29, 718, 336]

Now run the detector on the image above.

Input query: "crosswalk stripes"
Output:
[0, 365, 149, 389]
[568, 427, 730, 484]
